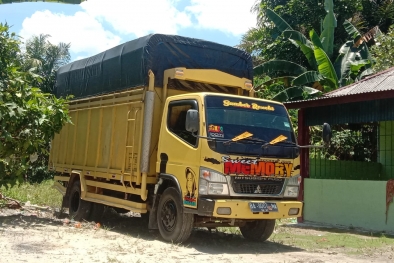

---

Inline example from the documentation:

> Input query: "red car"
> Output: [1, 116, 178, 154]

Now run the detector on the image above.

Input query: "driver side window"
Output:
[167, 100, 198, 147]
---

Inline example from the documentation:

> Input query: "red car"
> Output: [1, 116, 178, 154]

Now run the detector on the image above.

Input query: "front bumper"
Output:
[197, 198, 303, 219]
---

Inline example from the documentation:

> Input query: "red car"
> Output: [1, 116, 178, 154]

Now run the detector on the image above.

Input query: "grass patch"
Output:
[271, 226, 394, 252]
[0, 179, 62, 208]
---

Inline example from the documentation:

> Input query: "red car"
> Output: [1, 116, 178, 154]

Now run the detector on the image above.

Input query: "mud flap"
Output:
[148, 193, 161, 229]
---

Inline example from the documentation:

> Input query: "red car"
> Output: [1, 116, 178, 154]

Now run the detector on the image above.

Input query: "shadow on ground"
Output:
[93, 208, 304, 255]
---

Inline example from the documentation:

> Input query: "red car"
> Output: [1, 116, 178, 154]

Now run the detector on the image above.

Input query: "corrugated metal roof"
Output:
[284, 67, 394, 107]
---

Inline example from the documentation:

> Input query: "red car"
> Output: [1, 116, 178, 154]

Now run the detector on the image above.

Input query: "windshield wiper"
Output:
[223, 137, 268, 146]
[261, 134, 287, 148]
[223, 131, 253, 145]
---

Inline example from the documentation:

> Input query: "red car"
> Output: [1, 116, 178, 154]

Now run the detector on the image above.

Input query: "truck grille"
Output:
[232, 178, 284, 195]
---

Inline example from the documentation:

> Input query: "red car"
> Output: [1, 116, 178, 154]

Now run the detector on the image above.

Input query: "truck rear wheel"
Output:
[69, 181, 92, 221]
[239, 219, 275, 241]
[157, 187, 194, 243]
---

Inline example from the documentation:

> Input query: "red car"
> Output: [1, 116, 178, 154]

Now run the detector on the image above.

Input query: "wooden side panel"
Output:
[50, 90, 146, 176]
[85, 108, 100, 167]
[97, 107, 113, 169]
[64, 112, 76, 165]
[74, 110, 89, 166]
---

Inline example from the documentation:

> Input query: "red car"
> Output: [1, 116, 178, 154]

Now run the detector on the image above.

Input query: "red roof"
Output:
[284, 67, 394, 109]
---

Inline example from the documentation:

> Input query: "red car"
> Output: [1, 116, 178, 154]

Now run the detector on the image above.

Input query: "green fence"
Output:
[309, 159, 387, 180]
[309, 121, 394, 181]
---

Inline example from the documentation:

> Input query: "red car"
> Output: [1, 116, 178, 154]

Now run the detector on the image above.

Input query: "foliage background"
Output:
[0, 24, 70, 187]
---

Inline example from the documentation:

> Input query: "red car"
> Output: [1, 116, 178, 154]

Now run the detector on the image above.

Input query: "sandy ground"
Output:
[0, 206, 392, 263]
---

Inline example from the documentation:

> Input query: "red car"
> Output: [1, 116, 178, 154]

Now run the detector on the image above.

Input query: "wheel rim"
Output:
[160, 198, 177, 232]
[70, 191, 80, 213]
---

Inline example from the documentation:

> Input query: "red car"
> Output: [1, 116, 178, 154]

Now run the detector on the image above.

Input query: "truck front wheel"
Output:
[157, 187, 194, 243]
[69, 181, 92, 221]
[239, 219, 275, 241]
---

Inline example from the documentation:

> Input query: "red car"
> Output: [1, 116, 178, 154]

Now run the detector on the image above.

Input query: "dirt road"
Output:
[0, 207, 392, 263]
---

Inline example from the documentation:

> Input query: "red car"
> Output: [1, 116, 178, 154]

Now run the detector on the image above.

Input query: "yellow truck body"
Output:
[50, 35, 303, 243]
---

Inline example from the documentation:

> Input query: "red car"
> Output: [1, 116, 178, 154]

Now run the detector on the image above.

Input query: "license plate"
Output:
[249, 202, 278, 212]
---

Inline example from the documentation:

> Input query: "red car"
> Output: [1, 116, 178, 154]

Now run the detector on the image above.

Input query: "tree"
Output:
[22, 34, 71, 93]
[20, 34, 71, 183]
[0, 24, 70, 186]
[360, 0, 394, 33]
[242, 0, 362, 66]
[371, 26, 394, 72]
[243, 0, 392, 67]
[253, 1, 376, 102]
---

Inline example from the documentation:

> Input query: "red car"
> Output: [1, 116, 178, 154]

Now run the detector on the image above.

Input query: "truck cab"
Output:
[152, 90, 302, 242]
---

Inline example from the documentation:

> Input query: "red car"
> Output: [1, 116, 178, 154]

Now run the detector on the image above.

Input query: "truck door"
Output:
[158, 99, 201, 208]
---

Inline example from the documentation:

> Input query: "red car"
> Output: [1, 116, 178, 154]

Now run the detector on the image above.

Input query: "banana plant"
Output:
[255, 0, 376, 102]
[334, 21, 378, 86]
[255, 1, 338, 101]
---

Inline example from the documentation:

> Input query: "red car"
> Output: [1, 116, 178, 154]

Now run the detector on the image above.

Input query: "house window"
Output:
[167, 100, 198, 147]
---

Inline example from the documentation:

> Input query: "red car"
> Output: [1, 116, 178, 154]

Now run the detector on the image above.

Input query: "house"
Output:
[284, 67, 394, 233]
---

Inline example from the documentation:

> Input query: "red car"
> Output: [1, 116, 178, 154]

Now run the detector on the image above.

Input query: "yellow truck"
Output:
[49, 34, 329, 243]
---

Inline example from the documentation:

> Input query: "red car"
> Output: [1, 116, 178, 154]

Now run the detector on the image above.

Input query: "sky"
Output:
[0, 0, 258, 61]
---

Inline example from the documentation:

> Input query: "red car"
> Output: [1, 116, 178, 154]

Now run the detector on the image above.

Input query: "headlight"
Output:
[208, 183, 229, 195]
[199, 179, 208, 195]
[287, 175, 301, 185]
[284, 186, 299, 197]
[200, 169, 227, 182]
[199, 168, 229, 195]
[284, 175, 300, 197]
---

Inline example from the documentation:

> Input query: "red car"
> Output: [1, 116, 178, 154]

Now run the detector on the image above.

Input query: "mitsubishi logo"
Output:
[254, 185, 262, 194]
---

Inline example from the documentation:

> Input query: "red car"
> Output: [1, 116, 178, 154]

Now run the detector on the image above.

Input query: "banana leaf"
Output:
[334, 40, 372, 86]
[343, 20, 361, 41]
[310, 30, 338, 86]
[292, 71, 324, 86]
[350, 59, 371, 73]
[266, 9, 293, 32]
[357, 68, 374, 81]
[284, 30, 317, 70]
[259, 76, 296, 88]
[272, 86, 322, 102]
[291, 71, 337, 91]
[320, 0, 337, 58]
[310, 29, 324, 50]
[254, 60, 307, 76]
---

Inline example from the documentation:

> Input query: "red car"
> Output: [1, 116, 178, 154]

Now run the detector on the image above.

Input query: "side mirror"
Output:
[185, 109, 199, 133]
[322, 123, 332, 144]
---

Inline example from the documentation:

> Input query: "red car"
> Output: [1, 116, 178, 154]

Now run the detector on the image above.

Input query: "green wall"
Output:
[304, 179, 394, 233]
[379, 121, 394, 179]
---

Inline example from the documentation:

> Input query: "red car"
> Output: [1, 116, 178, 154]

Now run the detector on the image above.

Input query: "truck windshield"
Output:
[204, 95, 298, 158]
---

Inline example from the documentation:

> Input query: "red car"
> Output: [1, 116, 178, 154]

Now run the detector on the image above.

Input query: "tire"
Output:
[157, 187, 194, 243]
[89, 203, 105, 222]
[68, 181, 92, 221]
[239, 219, 276, 241]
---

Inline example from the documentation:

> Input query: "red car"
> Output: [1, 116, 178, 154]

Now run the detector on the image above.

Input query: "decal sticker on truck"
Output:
[222, 156, 293, 177]
[208, 124, 224, 138]
[183, 167, 197, 207]
[223, 100, 275, 111]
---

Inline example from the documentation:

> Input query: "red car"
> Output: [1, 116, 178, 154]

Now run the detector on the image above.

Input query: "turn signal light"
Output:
[288, 208, 300, 216]
[217, 207, 231, 215]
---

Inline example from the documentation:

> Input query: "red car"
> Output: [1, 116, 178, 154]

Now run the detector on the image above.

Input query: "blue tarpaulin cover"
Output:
[54, 34, 253, 99]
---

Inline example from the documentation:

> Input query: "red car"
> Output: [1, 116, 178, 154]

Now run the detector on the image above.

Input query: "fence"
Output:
[309, 122, 394, 180]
